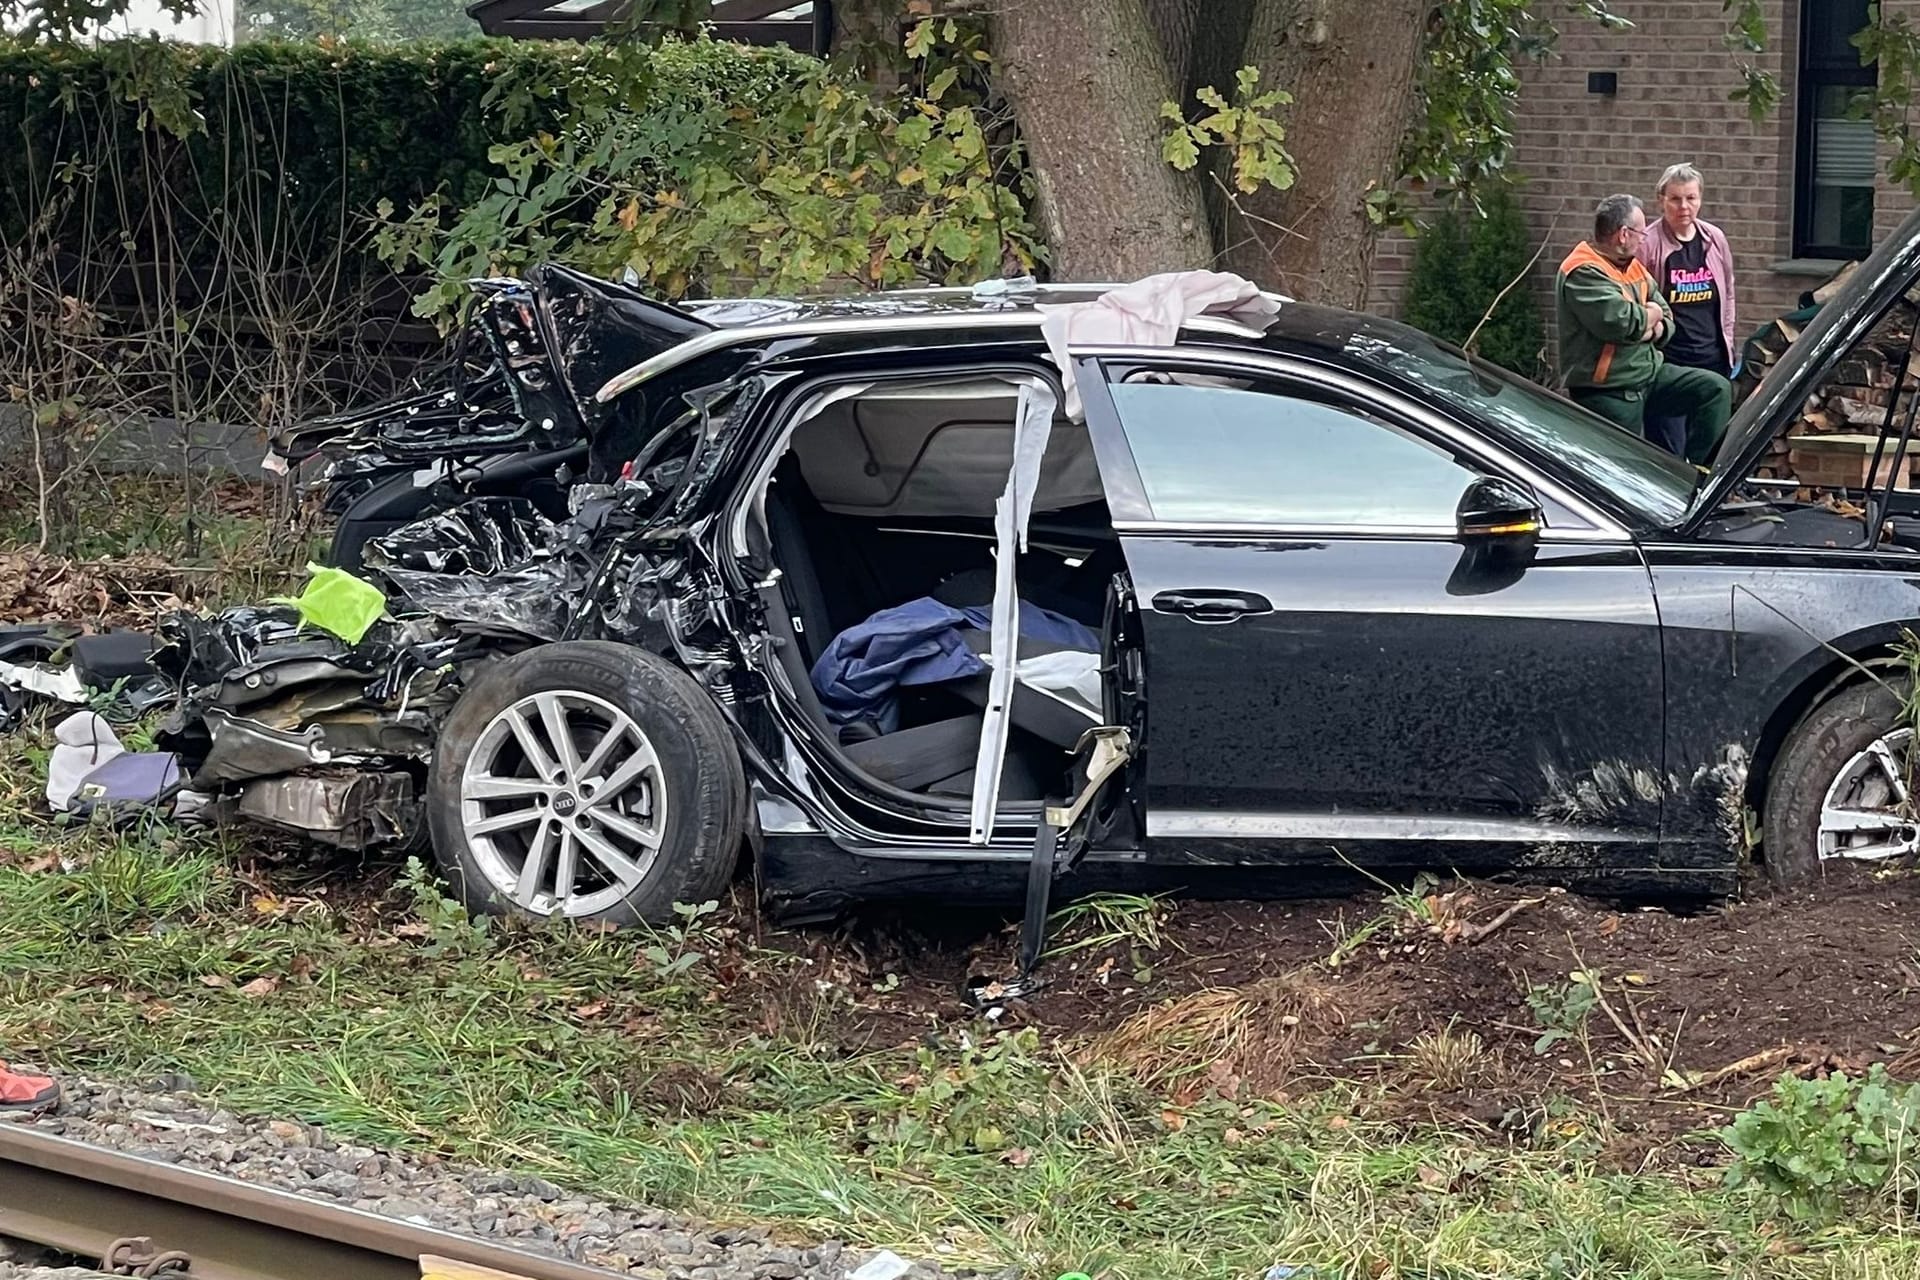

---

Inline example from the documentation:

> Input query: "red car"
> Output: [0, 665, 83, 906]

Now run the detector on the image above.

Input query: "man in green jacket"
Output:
[1555, 193, 1730, 465]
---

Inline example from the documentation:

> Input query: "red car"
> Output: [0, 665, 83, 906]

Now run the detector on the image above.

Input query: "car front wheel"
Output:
[426, 641, 746, 926]
[1763, 676, 1920, 887]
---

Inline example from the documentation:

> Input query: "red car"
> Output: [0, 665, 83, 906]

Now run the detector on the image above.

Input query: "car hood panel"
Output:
[1690, 206, 1920, 529]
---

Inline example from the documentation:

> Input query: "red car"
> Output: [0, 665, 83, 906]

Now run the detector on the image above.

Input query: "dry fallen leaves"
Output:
[0, 550, 193, 628]
[238, 976, 280, 998]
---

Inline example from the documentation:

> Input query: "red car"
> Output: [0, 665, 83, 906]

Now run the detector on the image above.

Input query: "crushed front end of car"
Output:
[139, 360, 753, 853]
[149, 604, 470, 849]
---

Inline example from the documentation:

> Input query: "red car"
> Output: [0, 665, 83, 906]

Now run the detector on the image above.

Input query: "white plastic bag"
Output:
[47, 712, 125, 812]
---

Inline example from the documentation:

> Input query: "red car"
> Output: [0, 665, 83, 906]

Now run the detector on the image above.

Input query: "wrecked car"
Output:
[21, 216, 1920, 955]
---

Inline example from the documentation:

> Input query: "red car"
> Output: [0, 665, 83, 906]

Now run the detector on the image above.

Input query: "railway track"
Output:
[0, 1122, 622, 1280]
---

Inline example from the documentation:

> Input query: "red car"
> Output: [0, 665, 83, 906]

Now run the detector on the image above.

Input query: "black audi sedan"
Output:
[207, 205, 1920, 936]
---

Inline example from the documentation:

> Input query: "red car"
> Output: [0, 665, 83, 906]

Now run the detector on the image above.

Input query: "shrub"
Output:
[0, 35, 921, 432]
[0, 35, 795, 279]
[1720, 1065, 1920, 1223]
[1402, 185, 1546, 379]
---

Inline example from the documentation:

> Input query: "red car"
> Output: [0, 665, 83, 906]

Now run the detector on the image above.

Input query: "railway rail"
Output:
[0, 1123, 621, 1280]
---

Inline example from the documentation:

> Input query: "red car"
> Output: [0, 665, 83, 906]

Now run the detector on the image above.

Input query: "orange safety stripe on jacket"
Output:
[1558, 241, 1655, 387]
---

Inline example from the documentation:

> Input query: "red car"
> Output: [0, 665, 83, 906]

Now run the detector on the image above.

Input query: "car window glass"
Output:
[1338, 329, 1697, 525]
[1107, 379, 1479, 526]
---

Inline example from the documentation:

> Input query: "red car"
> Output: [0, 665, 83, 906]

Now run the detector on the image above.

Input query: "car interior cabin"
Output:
[738, 374, 1121, 811]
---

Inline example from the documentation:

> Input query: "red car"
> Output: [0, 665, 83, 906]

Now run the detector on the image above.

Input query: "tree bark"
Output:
[1146, 0, 1259, 256]
[1222, 0, 1425, 307]
[1144, 0, 1200, 102]
[1143, 0, 1258, 106]
[992, 0, 1215, 279]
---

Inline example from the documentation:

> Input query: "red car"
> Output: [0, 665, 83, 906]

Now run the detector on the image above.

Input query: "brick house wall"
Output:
[1366, 0, 1920, 380]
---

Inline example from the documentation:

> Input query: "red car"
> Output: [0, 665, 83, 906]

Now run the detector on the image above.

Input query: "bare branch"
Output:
[1463, 202, 1563, 357]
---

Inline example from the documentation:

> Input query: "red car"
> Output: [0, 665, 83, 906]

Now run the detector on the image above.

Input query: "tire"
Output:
[426, 641, 747, 927]
[1762, 676, 1916, 888]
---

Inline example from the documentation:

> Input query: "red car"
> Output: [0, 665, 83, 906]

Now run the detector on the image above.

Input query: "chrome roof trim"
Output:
[592, 298, 1290, 403]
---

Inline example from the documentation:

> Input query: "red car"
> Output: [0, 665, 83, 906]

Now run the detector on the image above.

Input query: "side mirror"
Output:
[1456, 475, 1544, 542]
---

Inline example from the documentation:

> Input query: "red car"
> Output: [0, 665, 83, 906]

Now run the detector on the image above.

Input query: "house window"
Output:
[1795, 0, 1878, 258]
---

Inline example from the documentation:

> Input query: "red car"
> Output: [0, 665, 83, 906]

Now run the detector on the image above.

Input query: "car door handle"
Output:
[1151, 589, 1272, 623]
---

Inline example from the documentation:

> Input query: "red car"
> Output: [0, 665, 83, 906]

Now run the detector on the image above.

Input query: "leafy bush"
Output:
[1720, 1065, 1920, 1222]
[4, 35, 990, 429]
[373, 27, 1041, 318]
[1402, 185, 1546, 379]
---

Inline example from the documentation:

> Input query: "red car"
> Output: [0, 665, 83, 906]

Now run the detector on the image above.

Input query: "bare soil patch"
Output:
[754, 865, 1920, 1158]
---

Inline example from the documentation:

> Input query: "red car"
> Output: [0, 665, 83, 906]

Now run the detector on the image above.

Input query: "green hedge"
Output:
[0, 35, 811, 290]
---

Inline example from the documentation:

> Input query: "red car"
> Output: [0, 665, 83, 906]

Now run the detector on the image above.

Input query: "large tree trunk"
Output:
[992, 0, 1215, 279]
[1147, 0, 1259, 256]
[1221, 0, 1425, 306]
[828, 0, 904, 85]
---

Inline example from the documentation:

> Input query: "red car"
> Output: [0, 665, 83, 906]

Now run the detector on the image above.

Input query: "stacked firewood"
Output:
[1735, 263, 1920, 491]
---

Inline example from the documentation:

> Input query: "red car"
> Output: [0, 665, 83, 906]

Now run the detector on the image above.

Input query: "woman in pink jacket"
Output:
[1636, 162, 1738, 458]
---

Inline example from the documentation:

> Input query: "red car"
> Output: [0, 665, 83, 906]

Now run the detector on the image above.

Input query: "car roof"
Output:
[676, 283, 1139, 327]
[593, 281, 1353, 403]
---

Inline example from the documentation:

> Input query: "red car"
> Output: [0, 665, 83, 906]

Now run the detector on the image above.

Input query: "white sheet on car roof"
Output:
[1038, 269, 1282, 419]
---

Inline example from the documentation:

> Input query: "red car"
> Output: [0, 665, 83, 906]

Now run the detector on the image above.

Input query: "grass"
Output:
[2, 743, 1919, 1278]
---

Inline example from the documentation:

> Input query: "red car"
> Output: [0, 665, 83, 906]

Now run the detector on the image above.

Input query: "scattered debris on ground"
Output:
[0, 551, 190, 631]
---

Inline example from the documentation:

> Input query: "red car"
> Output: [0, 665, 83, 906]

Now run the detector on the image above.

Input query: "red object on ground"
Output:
[0, 1061, 59, 1112]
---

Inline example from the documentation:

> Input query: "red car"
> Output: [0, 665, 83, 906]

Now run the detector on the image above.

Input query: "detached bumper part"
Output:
[235, 771, 419, 850]
[0, 658, 89, 706]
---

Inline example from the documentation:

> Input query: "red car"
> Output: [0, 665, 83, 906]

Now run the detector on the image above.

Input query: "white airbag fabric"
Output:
[968, 377, 1060, 843]
[996, 649, 1102, 721]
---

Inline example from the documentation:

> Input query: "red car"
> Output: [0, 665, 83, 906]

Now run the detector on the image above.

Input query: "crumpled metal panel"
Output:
[195, 709, 339, 783]
[235, 770, 418, 850]
[362, 496, 576, 640]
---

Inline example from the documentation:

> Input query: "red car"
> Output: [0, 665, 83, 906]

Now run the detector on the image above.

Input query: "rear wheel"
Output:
[426, 641, 746, 926]
[1763, 678, 1920, 887]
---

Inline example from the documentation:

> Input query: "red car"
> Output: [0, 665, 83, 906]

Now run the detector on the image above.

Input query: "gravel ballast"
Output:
[2, 1076, 994, 1280]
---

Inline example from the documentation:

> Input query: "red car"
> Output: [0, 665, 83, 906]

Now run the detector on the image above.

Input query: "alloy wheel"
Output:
[1816, 726, 1920, 863]
[459, 690, 667, 916]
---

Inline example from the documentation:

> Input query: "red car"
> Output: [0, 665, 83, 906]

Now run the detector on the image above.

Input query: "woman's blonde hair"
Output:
[1657, 162, 1703, 196]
